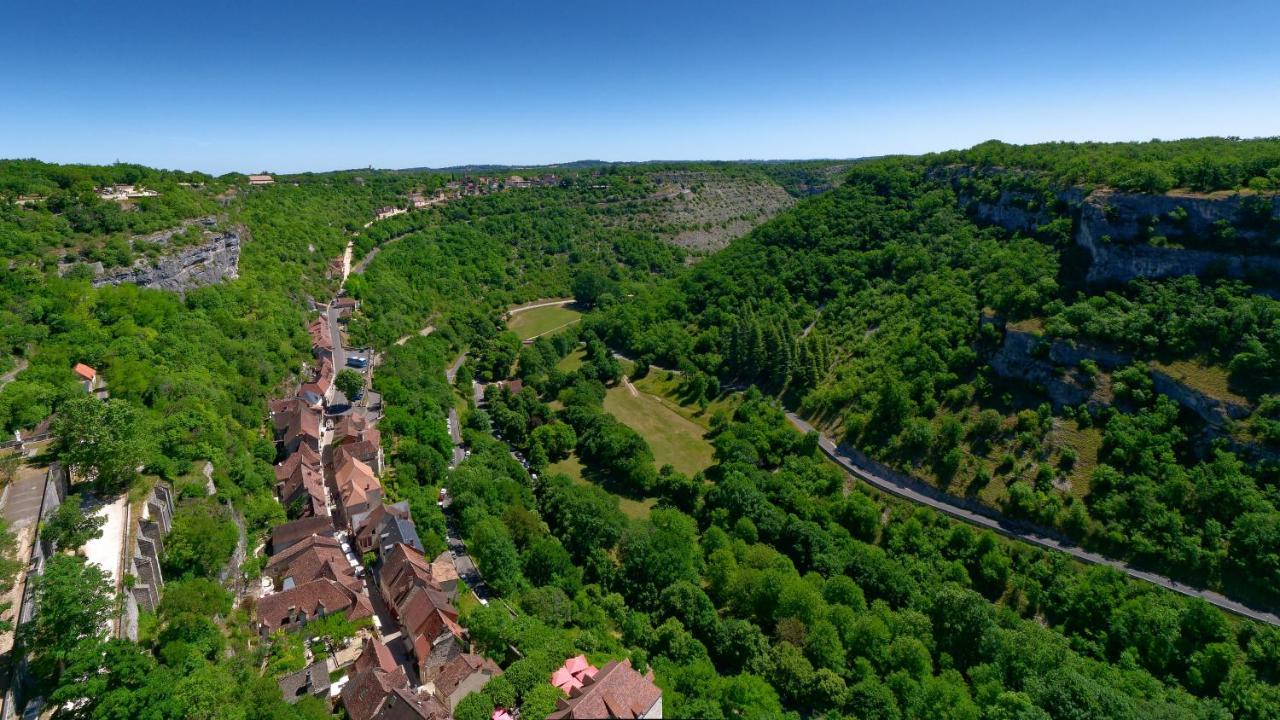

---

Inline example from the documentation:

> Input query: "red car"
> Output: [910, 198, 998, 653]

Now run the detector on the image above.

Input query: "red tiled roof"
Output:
[275, 404, 322, 444]
[274, 444, 322, 481]
[547, 659, 662, 720]
[354, 637, 398, 676]
[255, 578, 373, 634]
[269, 516, 336, 554]
[335, 457, 381, 512]
[333, 440, 381, 471]
[72, 363, 96, 382]
[397, 585, 462, 643]
[266, 535, 359, 594]
[432, 653, 501, 705]
[277, 462, 325, 510]
[342, 665, 409, 720]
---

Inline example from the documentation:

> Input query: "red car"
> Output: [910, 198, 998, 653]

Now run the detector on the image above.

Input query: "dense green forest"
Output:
[589, 151, 1280, 611]
[929, 137, 1280, 192]
[2, 145, 1279, 719]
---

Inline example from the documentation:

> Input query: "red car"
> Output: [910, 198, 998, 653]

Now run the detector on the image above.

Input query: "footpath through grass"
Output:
[603, 378, 715, 477]
[507, 303, 582, 341]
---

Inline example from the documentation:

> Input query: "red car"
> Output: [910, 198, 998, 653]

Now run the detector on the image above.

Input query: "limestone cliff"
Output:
[939, 166, 1280, 287]
[93, 226, 242, 292]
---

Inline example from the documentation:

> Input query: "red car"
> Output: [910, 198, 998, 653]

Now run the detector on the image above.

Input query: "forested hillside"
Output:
[591, 139, 1280, 611]
[2, 147, 1279, 720]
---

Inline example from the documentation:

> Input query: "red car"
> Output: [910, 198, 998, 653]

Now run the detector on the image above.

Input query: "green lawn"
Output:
[548, 454, 655, 520]
[556, 348, 586, 372]
[604, 380, 715, 477]
[633, 371, 741, 431]
[507, 303, 582, 341]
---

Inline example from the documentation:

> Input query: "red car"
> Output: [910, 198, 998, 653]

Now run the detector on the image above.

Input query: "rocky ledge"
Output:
[93, 226, 242, 292]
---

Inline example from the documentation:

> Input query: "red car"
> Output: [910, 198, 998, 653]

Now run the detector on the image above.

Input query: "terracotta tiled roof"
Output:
[269, 515, 336, 554]
[274, 444, 321, 481]
[333, 439, 381, 471]
[255, 578, 373, 634]
[379, 543, 459, 613]
[547, 659, 662, 720]
[277, 462, 325, 512]
[308, 317, 333, 351]
[354, 637, 398, 676]
[335, 457, 381, 512]
[342, 665, 409, 720]
[275, 404, 321, 445]
[266, 535, 359, 594]
[432, 653, 501, 704]
[397, 584, 462, 643]
[72, 363, 96, 382]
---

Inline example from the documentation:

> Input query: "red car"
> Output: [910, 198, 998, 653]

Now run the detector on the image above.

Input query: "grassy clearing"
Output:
[548, 454, 655, 520]
[1007, 317, 1045, 334]
[507, 304, 582, 341]
[1151, 359, 1250, 406]
[556, 348, 586, 373]
[1050, 419, 1103, 496]
[604, 382, 715, 477]
[456, 579, 481, 616]
[632, 371, 741, 431]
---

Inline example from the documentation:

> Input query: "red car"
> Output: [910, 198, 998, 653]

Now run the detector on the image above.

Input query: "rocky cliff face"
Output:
[939, 167, 1280, 287]
[1149, 368, 1251, 430]
[1074, 191, 1280, 284]
[93, 226, 242, 292]
[988, 329, 1110, 410]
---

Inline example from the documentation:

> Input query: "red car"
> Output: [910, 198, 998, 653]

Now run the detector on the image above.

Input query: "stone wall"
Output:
[124, 482, 175, 634]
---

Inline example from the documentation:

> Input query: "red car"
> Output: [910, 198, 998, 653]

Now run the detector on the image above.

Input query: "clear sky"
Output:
[2, 0, 1278, 174]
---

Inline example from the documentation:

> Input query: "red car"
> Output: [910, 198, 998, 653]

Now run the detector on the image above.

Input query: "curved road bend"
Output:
[785, 412, 1280, 627]
[506, 298, 575, 316]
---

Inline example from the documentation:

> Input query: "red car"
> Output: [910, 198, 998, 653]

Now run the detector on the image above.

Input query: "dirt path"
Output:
[522, 318, 581, 342]
[395, 325, 434, 346]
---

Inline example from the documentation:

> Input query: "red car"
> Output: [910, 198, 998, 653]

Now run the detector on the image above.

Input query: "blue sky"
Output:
[2, 0, 1278, 174]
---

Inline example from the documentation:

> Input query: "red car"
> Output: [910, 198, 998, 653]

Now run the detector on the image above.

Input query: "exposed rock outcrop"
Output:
[988, 328, 1110, 410]
[93, 226, 242, 292]
[939, 166, 1280, 287]
[1149, 369, 1251, 430]
[1074, 192, 1280, 284]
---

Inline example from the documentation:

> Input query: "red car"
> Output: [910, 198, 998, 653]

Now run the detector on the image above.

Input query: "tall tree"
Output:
[53, 396, 145, 492]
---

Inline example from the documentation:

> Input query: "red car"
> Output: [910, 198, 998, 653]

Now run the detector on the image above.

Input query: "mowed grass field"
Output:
[604, 380, 715, 477]
[507, 303, 582, 341]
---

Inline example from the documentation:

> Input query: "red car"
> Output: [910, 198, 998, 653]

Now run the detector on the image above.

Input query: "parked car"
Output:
[346, 356, 369, 369]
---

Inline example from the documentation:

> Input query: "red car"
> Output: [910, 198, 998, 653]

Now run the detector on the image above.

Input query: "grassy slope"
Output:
[507, 304, 582, 341]
[603, 381, 714, 477]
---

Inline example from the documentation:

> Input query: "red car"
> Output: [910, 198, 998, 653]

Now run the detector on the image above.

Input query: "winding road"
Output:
[785, 412, 1280, 626]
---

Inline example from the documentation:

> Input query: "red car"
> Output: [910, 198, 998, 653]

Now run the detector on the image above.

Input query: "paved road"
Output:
[445, 352, 467, 384]
[326, 304, 346, 370]
[0, 358, 27, 392]
[506, 298, 575, 317]
[0, 464, 46, 531]
[785, 412, 1280, 627]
